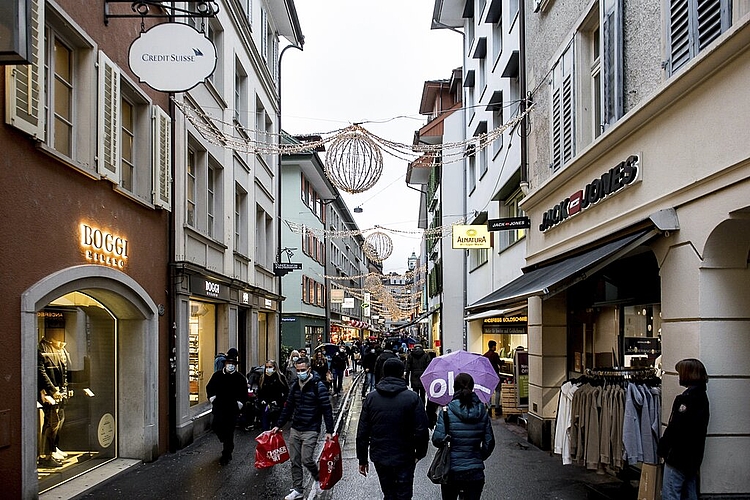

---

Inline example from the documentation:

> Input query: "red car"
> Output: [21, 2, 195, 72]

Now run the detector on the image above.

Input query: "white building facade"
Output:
[432, 0, 528, 358]
[507, 0, 750, 496]
[171, 0, 303, 447]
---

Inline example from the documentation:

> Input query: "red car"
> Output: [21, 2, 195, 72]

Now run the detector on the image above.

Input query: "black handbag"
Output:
[427, 408, 451, 485]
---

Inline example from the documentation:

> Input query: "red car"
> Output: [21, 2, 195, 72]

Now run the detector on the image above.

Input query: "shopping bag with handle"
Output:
[318, 435, 342, 489]
[254, 430, 290, 469]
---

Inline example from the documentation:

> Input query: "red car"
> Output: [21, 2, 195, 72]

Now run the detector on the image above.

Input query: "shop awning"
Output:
[392, 306, 440, 332]
[464, 304, 527, 322]
[467, 229, 659, 312]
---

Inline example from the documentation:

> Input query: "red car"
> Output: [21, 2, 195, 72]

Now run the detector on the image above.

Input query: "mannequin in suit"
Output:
[38, 326, 71, 468]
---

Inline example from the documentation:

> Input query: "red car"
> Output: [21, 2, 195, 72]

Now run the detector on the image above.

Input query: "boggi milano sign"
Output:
[539, 154, 640, 232]
[80, 223, 129, 269]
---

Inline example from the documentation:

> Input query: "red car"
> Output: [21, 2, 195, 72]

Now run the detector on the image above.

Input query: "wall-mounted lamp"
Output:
[353, 206, 363, 213]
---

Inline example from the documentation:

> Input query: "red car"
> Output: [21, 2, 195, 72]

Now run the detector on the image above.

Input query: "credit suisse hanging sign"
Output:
[539, 154, 641, 232]
[129, 23, 217, 92]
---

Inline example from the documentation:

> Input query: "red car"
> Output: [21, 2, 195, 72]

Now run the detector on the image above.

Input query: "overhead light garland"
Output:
[172, 97, 533, 169]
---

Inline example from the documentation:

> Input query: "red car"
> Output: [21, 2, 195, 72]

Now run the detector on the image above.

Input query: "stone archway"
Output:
[21, 266, 159, 498]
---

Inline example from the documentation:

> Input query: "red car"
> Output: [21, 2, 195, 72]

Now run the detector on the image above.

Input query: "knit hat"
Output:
[225, 348, 239, 363]
[383, 357, 404, 378]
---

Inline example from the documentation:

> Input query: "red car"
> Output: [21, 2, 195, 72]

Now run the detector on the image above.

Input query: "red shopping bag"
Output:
[318, 435, 342, 490]
[254, 430, 290, 469]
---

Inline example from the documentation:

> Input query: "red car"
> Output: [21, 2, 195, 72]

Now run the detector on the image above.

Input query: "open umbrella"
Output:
[420, 350, 500, 405]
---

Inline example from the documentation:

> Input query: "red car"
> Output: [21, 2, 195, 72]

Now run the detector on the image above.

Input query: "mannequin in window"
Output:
[38, 326, 71, 468]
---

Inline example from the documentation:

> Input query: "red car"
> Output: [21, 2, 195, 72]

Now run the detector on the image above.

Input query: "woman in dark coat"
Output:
[311, 351, 330, 389]
[256, 359, 289, 431]
[658, 358, 710, 500]
[431, 373, 495, 500]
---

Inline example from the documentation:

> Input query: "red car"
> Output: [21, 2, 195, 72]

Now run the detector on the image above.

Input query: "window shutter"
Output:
[97, 50, 121, 183]
[261, 9, 268, 62]
[550, 43, 574, 170]
[602, 0, 623, 129]
[5, 0, 45, 140]
[561, 57, 574, 165]
[551, 81, 562, 171]
[668, 0, 691, 73]
[152, 105, 172, 210]
[696, 0, 728, 50]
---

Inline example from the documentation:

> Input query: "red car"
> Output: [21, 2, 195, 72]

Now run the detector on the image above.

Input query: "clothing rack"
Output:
[585, 367, 655, 378]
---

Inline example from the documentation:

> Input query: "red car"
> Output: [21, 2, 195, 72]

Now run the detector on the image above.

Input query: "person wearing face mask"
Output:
[206, 348, 248, 465]
[286, 350, 300, 384]
[271, 357, 334, 500]
[257, 359, 288, 431]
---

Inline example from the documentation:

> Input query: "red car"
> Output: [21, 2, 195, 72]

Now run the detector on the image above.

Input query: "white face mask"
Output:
[265, 368, 274, 375]
[292, 356, 299, 362]
[225, 364, 236, 373]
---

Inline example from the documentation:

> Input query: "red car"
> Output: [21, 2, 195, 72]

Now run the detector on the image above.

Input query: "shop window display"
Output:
[189, 301, 216, 406]
[37, 293, 116, 493]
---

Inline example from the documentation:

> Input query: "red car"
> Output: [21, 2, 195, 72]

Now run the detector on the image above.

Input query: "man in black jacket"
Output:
[361, 345, 379, 398]
[206, 348, 248, 465]
[356, 358, 429, 500]
[404, 344, 431, 404]
[374, 344, 398, 385]
[272, 356, 334, 500]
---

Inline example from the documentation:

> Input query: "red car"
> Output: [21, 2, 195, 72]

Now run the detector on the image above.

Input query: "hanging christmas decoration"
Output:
[324, 124, 384, 193]
[363, 231, 393, 262]
[364, 274, 384, 292]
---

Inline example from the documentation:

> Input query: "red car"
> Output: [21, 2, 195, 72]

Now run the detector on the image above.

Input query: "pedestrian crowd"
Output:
[206, 340, 709, 500]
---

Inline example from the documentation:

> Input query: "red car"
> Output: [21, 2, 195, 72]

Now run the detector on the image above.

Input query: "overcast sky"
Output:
[281, 0, 462, 273]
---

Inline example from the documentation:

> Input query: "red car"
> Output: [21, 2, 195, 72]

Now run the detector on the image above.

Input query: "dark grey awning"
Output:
[467, 229, 658, 312]
[392, 306, 440, 332]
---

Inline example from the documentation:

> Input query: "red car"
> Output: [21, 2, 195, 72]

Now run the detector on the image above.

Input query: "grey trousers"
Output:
[288, 428, 320, 492]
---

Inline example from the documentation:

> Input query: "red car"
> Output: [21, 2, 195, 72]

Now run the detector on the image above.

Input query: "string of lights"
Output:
[172, 97, 533, 163]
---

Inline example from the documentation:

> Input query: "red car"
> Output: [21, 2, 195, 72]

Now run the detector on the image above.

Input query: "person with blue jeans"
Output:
[658, 358, 710, 500]
[356, 358, 429, 500]
[361, 346, 378, 399]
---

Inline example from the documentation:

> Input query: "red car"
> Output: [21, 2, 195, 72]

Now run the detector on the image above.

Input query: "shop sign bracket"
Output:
[104, 1, 219, 26]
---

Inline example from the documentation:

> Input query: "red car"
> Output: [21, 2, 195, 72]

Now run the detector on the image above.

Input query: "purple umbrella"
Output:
[420, 350, 500, 405]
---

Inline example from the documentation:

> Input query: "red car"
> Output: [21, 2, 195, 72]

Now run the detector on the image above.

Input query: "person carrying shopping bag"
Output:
[271, 356, 334, 500]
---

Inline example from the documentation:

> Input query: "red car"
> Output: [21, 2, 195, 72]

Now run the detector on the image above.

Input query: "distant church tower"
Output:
[408, 251, 418, 271]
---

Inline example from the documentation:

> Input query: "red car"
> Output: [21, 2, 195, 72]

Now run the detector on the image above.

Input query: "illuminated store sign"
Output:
[190, 276, 230, 300]
[484, 315, 528, 324]
[539, 154, 640, 232]
[80, 223, 128, 269]
[452, 225, 491, 249]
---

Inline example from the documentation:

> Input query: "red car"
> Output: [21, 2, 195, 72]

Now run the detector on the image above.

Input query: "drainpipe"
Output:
[519, 0, 529, 194]
[277, 41, 303, 357]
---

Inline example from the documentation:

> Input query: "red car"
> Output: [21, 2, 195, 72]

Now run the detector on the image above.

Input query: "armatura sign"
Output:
[129, 23, 217, 92]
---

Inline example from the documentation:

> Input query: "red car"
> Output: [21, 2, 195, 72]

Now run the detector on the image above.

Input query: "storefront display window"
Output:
[482, 315, 528, 380]
[189, 301, 216, 406]
[622, 304, 661, 368]
[37, 292, 116, 492]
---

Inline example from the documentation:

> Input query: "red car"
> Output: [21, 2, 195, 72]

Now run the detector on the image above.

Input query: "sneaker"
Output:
[55, 447, 68, 458]
[51, 450, 66, 461]
[284, 489, 303, 500]
[314, 480, 323, 495]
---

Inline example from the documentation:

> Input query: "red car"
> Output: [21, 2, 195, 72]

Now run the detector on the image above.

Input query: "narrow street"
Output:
[60, 372, 633, 500]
